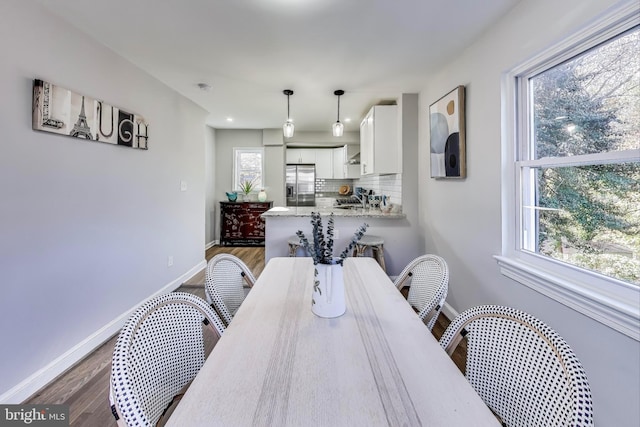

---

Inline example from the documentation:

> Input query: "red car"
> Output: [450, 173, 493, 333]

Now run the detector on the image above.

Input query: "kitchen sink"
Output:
[333, 205, 363, 210]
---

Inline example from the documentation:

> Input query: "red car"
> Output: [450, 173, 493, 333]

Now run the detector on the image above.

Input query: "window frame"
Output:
[232, 147, 265, 193]
[498, 3, 640, 341]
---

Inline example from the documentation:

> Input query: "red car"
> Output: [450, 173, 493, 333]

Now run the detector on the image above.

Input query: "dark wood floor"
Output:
[24, 246, 464, 426]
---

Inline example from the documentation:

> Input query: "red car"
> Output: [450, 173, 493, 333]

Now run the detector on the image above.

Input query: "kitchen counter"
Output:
[262, 206, 410, 275]
[262, 206, 405, 219]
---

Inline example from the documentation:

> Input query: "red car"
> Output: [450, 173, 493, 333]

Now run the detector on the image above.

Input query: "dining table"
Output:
[166, 257, 499, 426]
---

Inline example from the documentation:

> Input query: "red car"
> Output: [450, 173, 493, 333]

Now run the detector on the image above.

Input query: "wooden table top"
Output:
[167, 257, 498, 427]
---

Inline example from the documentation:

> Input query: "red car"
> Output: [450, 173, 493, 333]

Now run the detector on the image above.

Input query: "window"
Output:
[233, 148, 264, 193]
[499, 5, 639, 340]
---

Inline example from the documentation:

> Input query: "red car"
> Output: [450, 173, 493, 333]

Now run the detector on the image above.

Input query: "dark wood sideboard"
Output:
[220, 201, 273, 246]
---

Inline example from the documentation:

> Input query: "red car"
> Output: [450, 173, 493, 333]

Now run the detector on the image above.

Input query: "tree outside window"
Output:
[520, 26, 639, 285]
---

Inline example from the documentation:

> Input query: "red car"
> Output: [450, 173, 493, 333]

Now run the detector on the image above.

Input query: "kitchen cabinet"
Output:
[360, 105, 400, 175]
[345, 144, 361, 179]
[220, 201, 273, 246]
[332, 147, 345, 179]
[286, 148, 315, 164]
[315, 149, 333, 179]
[331, 145, 360, 179]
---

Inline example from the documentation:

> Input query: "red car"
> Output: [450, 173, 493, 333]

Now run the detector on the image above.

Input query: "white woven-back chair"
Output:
[110, 292, 226, 427]
[439, 305, 593, 427]
[394, 254, 449, 330]
[205, 253, 256, 326]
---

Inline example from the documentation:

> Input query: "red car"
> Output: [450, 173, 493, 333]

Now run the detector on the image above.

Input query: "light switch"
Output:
[180, 180, 188, 191]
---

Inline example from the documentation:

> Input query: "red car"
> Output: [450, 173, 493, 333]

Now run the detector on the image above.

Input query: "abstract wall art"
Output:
[429, 85, 465, 178]
[32, 79, 148, 150]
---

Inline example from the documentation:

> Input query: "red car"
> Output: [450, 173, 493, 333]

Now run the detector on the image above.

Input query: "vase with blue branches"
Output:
[296, 212, 369, 265]
[296, 212, 369, 318]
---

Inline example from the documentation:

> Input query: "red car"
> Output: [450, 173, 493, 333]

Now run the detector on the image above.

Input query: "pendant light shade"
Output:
[333, 90, 345, 137]
[332, 121, 344, 137]
[283, 89, 294, 138]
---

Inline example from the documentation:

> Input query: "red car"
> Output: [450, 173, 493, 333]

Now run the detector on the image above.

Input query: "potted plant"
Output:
[238, 178, 256, 202]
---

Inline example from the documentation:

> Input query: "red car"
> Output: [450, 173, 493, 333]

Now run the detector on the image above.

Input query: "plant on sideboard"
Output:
[238, 178, 256, 195]
[296, 212, 369, 265]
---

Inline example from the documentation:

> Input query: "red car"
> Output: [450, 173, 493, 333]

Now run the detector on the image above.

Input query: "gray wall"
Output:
[0, 1, 208, 400]
[205, 126, 217, 247]
[419, 0, 639, 425]
[263, 131, 286, 208]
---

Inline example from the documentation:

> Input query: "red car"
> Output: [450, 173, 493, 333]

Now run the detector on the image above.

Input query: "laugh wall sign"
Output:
[32, 79, 148, 149]
[429, 85, 466, 178]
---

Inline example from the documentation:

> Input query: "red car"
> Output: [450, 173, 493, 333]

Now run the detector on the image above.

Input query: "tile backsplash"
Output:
[315, 174, 402, 206]
[315, 179, 354, 197]
[355, 174, 402, 206]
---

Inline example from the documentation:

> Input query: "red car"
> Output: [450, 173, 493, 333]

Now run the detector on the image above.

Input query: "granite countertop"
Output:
[261, 206, 405, 219]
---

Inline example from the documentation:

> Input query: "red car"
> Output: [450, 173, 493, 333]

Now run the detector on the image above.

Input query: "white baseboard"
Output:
[0, 259, 207, 404]
[441, 302, 459, 323]
[205, 240, 215, 250]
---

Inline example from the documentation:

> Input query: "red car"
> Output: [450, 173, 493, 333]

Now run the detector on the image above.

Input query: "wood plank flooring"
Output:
[24, 246, 465, 426]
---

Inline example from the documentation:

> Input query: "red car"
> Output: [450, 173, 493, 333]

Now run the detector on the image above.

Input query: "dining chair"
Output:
[439, 305, 593, 427]
[205, 253, 256, 326]
[394, 254, 449, 330]
[110, 292, 226, 427]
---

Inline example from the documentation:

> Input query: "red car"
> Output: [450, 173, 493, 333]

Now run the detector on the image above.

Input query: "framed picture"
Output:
[32, 79, 148, 150]
[429, 85, 466, 178]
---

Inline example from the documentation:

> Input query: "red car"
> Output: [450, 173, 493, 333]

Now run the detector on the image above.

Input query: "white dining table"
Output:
[166, 257, 499, 426]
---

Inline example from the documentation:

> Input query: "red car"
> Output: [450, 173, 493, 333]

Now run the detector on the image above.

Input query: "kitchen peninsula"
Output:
[262, 206, 410, 275]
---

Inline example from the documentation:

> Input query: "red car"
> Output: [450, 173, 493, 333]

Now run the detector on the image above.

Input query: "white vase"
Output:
[312, 262, 346, 318]
[258, 189, 267, 202]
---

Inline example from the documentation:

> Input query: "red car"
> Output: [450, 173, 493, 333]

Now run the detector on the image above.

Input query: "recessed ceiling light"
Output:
[197, 82, 212, 91]
[226, 117, 233, 122]
[344, 118, 352, 123]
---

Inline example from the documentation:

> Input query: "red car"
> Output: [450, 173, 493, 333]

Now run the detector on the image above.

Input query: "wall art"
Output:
[429, 85, 465, 178]
[32, 79, 148, 150]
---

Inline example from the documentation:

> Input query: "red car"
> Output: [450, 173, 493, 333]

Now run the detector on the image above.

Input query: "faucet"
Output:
[353, 193, 367, 209]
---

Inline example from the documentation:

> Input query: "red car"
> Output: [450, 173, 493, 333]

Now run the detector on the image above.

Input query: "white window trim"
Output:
[498, 3, 640, 341]
[233, 147, 265, 192]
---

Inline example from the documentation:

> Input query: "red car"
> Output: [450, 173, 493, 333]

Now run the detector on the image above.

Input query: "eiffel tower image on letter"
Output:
[69, 96, 93, 139]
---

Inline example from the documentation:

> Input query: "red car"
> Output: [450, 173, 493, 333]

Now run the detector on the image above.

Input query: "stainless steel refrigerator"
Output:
[286, 164, 315, 206]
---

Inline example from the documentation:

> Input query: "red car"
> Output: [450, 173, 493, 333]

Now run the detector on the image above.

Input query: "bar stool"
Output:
[354, 235, 386, 272]
[288, 235, 304, 257]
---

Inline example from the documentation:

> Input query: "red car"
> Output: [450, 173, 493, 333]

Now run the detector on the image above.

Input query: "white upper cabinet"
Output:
[315, 149, 333, 179]
[286, 148, 316, 164]
[332, 147, 346, 179]
[359, 105, 400, 175]
[286, 146, 360, 179]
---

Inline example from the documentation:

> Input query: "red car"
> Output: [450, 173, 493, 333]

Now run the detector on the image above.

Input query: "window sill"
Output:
[494, 255, 639, 341]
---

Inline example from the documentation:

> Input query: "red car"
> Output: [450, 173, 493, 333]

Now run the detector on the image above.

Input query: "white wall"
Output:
[0, 1, 208, 401]
[205, 126, 217, 247]
[419, 0, 639, 425]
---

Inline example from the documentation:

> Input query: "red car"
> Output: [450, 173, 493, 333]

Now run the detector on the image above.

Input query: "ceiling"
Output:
[35, 0, 520, 133]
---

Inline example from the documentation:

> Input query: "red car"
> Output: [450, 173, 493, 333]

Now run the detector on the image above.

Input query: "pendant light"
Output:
[283, 89, 295, 138]
[332, 90, 345, 137]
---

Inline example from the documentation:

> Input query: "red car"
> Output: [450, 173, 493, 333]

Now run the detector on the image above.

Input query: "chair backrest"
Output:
[110, 292, 225, 427]
[205, 253, 256, 326]
[439, 305, 593, 427]
[393, 254, 449, 330]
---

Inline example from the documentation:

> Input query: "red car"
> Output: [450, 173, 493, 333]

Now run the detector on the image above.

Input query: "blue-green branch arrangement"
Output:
[296, 212, 369, 265]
